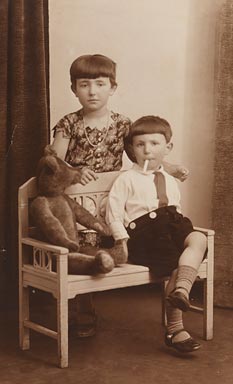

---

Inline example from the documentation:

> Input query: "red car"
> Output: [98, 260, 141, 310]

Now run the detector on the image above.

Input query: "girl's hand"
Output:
[163, 161, 189, 182]
[80, 167, 98, 185]
[174, 165, 189, 182]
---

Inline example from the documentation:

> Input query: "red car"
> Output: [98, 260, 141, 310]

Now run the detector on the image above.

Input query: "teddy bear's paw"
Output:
[67, 241, 80, 252]
[93, 222, 111, 237]
[95, 250, 114, 273]
[109, 242, 128, 266]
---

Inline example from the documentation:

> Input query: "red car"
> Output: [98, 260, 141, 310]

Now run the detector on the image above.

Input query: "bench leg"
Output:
[19, 286, 30, 350]
[57, 253, 69, 368]
[161, 280, 168, 326]
[203, 278, 214, 340]
[57, 294, 68, 368]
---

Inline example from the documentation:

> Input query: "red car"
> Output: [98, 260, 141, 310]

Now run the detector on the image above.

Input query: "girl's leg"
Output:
[75, 294, 97, 337]
[69, 294, 97, 338]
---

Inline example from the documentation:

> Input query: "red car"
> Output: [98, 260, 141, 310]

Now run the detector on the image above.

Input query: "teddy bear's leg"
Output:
[31, 197, 79, 251]
[68, 251, 114, 275]
[95, 250, 115, 273]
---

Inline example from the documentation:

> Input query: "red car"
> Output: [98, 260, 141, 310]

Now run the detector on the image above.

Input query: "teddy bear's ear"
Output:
[44, 144, 57, 157]
[43, 156, 59, 174]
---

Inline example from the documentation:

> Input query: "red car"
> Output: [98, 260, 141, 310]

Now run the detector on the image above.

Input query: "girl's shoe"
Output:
[76, 322, 97, 338]
[70, 312, 97, 338]
[165, 329, 201, 353]
[166, 290, 190, 312]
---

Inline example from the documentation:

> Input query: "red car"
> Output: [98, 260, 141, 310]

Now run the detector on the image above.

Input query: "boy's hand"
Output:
[110, 239, 128, 265]
[80, 167, 98, 185]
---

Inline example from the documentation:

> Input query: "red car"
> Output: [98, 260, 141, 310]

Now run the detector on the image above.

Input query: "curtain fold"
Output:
[212, 0, 233, 308]
[0, 0, 49, 305]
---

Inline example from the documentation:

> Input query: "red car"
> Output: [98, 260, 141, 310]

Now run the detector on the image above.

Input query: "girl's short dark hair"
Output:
[70, 54, 117, 87]
[128, 115, 172, 143]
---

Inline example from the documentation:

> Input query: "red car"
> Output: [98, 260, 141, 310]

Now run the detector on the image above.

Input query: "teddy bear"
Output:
[30, 145, 127, 275]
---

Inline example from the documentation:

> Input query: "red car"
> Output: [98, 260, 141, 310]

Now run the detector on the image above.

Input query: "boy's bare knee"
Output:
[184, 231, 207, 251]
[196, 232, 207, 252]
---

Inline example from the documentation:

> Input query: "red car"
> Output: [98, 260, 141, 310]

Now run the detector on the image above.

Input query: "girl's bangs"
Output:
[75, 57, 114, 79]
[78, 64, 111, 79]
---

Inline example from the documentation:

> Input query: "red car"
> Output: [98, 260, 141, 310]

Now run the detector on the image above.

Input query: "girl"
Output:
[52, 54, 189, 337]
[52, 54, 188, 185]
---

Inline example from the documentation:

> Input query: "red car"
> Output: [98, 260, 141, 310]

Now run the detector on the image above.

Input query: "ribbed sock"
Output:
[175, 265, 198, 298]
[166, 301, 183, 334]
[166, 302, 190, 342]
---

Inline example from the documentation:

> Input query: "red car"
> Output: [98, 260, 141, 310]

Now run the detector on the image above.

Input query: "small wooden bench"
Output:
[18, 171, 214, 368]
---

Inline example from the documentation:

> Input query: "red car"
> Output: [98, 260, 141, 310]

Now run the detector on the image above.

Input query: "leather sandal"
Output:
[166, 290, 190, 312]
[165, 329, 201, 353]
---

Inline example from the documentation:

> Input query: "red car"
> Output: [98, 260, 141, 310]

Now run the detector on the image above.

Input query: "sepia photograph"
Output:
[0, 0, 232, 383]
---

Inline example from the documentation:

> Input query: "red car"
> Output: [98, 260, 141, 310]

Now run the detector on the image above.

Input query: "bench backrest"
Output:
[18, 171, 120, 238]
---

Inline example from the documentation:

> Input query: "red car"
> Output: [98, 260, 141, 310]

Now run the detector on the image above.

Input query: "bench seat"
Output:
[18, 172, 214, 367]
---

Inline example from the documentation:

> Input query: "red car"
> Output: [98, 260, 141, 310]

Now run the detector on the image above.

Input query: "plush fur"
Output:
[30, 146, 127, 275]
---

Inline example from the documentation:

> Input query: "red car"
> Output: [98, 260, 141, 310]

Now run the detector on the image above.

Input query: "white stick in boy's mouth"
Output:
[143, 159, 149, 172]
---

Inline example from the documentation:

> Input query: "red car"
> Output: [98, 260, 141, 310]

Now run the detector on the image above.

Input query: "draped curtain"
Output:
[213, 0, 233, 308]
[0, 0, 49, 307]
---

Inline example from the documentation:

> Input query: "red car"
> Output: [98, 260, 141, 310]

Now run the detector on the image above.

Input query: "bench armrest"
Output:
[194, 227, 215, 236]
[21, 237, 69, 255]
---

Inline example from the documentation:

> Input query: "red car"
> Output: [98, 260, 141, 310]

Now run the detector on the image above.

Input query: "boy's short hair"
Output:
[70, 54, 117, 87]
[129, 115, 172, 143]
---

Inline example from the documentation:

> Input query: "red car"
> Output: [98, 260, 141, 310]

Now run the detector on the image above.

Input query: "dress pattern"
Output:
[53, 109, 131, 172]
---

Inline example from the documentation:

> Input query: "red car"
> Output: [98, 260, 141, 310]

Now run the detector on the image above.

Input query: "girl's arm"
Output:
[163, 161, 189, 182]
[51, 131, 69, 161]
[52, 131, 97, 185]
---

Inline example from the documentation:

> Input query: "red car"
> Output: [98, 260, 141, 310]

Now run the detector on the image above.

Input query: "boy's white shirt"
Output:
[105, 163, 181, 240]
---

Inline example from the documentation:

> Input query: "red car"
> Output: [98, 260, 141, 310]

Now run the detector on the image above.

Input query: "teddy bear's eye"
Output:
[45, 165, 54, 175]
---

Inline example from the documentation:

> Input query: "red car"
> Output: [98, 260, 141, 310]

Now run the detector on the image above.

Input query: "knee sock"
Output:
[175, 265, 198, 298]
[166, 302, 190, 342]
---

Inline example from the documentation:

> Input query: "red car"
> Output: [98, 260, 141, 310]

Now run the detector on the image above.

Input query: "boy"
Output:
[105, 115, 207, 352]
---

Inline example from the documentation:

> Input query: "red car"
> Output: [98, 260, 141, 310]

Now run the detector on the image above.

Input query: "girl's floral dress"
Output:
[53, 109, 131, 172]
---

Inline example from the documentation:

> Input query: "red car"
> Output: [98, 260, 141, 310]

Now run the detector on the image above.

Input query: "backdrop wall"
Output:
[49, 0, 224, 228]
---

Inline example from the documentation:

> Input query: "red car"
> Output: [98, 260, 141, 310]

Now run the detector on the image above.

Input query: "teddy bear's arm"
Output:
[66, 196, 110, 236]
[30, 197, 79, 251]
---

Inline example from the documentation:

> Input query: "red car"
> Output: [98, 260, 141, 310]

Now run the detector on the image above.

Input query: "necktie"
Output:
[154, 172, 168, 207]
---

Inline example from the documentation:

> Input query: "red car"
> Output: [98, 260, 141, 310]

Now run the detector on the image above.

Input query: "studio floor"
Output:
[0, 284, 232, 384]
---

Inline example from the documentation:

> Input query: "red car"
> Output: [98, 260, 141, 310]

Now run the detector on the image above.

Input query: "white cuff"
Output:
[109, 221, 129, 241]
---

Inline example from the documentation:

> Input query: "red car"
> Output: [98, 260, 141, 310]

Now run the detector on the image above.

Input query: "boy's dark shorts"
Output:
[126, 206, 195, 277]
